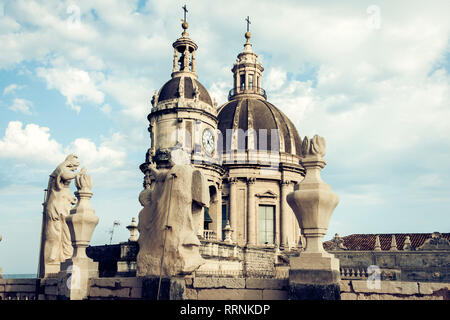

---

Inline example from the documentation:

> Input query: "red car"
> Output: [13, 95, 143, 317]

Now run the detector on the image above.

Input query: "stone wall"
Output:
[340, 280, 450, 300]
[243, 246, 276, 277]
[331, 250, 450, 282]
[86, 276, 289, 300]
[0, 279, 39, 300]
[1, 276, 449, 300]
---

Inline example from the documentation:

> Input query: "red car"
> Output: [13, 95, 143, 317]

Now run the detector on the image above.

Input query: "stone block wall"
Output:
[85, 276, 289, 300]
[340, 280, 449, 300]
[332, 250, 450, 282]
[0, 278, 39, 300]
[243, 246, 276, 277]
[1, 276, 449, 300]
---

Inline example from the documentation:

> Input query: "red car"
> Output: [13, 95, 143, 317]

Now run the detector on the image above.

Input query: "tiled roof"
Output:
[323, 233, 450, 251]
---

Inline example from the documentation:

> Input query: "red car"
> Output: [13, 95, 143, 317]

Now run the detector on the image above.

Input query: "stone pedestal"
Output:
[286, 135, 340, 300]
[289, 252, 341, 300]
[58, 257, 98, 300]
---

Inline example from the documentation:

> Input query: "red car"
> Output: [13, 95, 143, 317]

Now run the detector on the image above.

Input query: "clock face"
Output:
[202, 128, 215, 156]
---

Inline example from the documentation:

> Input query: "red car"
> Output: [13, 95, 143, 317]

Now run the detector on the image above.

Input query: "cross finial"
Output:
[245, 16, 251, 32]
[182, 4, 188, 22]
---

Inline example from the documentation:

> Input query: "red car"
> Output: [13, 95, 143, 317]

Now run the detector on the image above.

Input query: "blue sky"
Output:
[0, 0, 449, 274]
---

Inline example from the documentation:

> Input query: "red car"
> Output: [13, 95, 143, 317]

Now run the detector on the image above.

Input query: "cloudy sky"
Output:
[0, 0, 449, 274]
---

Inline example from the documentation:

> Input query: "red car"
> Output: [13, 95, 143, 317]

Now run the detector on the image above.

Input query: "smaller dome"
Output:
[218, 97, 302, 156]
[158, 76, 213, 106]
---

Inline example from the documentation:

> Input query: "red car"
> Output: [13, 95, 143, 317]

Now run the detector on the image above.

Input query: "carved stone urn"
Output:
[286, 135, 341, 300]
[59, 168, 99, 300]
[287, 136, 339, 254]
[66, 168, 99, 259]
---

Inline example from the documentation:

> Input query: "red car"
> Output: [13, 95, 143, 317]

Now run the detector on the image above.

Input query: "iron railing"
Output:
[228, 87, 267, 100]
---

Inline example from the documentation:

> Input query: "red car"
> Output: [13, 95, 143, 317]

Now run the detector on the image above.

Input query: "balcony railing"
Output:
[203, 230, 217, 240]
[228, 87, 267, 100]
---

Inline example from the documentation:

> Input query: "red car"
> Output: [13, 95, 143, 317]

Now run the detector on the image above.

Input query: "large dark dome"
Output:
[217, 97, 302, 156]
[158, 76, 213, 106]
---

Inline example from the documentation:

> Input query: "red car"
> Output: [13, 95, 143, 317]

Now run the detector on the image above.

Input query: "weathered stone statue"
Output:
[137, 162, 209, 277]
[38, 154, 80, 277]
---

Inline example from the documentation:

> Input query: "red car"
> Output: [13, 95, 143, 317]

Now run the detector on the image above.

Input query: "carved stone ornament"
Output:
[301, 135, 326, 158]
[417, 232, 450, 251]
[327, 233, 347, 251]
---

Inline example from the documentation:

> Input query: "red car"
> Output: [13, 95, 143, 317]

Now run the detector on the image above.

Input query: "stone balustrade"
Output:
[202, 230, 216, 241]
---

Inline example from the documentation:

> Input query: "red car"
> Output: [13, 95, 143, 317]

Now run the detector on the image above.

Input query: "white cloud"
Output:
[65, 133, 126, 173]
[0, 121, 127, 173]
[3, 84, 25, 95]
[100, 103, 112, 115]
[37, 66, 105, 112]
[0, 121, 64, 163]
[265, 68, 287, 91]
[8, 98, 33, 115]
[208, 81, 228, 106]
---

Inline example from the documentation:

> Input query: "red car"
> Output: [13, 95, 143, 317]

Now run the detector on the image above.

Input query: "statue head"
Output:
[64, 154, 80, 171]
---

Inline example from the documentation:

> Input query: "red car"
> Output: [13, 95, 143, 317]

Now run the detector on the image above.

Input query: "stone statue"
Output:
[193, 82, 200, 102]
[137, 161, 209, 277]
[138, 172, 153, 208]
[151, 90, 159, 107]
[38, 154, 80, 277]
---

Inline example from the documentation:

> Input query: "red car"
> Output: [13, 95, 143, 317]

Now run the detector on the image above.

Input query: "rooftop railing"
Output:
[228, 86, 267, 100]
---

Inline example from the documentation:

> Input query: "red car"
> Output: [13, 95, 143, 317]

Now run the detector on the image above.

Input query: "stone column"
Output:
[229, 177, 238, 242]
[216, 184, 223, 241]
[58, 168, 99, 300]
[247, 177, 256, 245]
[192, 50, 196, 73]
[280, 179, 290, 249]
[173, 48, 178, 72]
[286, 135, 340, 300]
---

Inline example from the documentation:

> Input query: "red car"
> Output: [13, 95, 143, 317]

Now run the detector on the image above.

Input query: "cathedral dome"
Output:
[218, 97, 302, 156]
[157, 76, 213, 106]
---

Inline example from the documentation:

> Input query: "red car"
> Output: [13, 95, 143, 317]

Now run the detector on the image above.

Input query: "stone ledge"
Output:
[351, 280, 418, 295]
[245, 278, 288, 290]
[89, 277, 143, 289]
[262, 289, 288, 300]
[193, 277, 245, 289]
[197, 288, 263, 300]
[89, 286, 131, 299]
[0, 279, 39, 285]
[339, 280, 352, 292]
[418, 282, 450, 295]
[4, 284, 37, 293]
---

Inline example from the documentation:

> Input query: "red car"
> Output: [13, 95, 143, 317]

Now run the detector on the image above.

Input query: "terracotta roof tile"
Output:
[323, 233, 450, 251]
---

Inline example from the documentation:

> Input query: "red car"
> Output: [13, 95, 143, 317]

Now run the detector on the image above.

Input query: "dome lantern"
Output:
[229, 17, 266, 101]
[171, 7, 198, 79]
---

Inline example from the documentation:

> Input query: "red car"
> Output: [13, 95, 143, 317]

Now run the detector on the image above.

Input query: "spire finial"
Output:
[183, 4, 188, 22]
[245, 16, 251, 41]
[181, 5, 189, 32]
